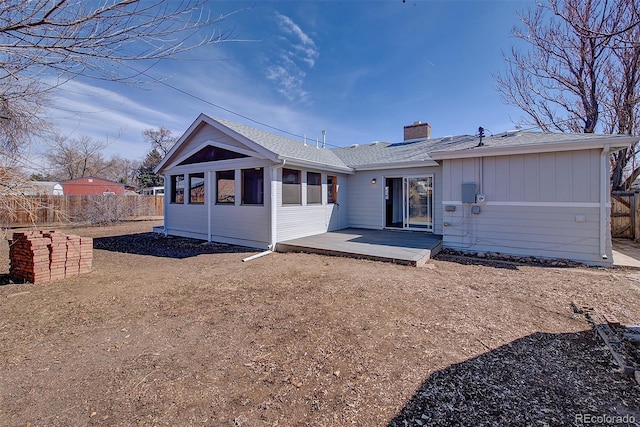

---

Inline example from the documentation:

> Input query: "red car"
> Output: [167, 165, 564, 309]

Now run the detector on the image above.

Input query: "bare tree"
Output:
[0, 0, 241, 154]
[100, 155, 142, 186]
[496, 0, 640, 189]
[143, 126, 178, 157]
[47, 135, 109, 180]
[0, 1, 243, 230]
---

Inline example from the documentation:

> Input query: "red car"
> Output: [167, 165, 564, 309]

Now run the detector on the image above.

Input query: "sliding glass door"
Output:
[385, 175, 433, 231]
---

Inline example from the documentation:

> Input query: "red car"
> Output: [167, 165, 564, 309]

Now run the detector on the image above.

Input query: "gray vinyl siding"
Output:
[275, 169, 349, 242]
[441, 149, 611, 265]
[347, 166, 443, 234]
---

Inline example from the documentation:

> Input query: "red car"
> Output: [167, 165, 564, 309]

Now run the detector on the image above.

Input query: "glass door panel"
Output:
[405, 176, 433, 231]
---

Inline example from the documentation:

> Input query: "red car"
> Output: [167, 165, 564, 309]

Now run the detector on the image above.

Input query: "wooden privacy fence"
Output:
[611, 191, 640, 240]
[3, 195, 164, 227]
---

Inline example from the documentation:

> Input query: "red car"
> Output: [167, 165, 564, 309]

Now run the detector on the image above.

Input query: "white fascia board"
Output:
[430, 137, 638, 160]
[354, 160, 440, 171]
[277, 156, 354, 174]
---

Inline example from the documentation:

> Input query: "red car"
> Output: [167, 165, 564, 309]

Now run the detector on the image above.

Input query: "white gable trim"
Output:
[163, 140, 269, 171]
[201, 115, 279, 161]
[155, 114, 280, 173]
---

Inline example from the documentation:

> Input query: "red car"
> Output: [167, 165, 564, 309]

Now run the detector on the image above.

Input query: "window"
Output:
[307, 172, 321, 204]
[242, 168, 264, 205]
[327, 175, 337, 204]
[170, 175, 184, 203]
[282, 168, 301, 205]
[189, 173, 205, 204]
[216, 170, 235, 204]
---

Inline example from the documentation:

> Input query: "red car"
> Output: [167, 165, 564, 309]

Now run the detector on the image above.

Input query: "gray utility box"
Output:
[461, 183, 477, 204]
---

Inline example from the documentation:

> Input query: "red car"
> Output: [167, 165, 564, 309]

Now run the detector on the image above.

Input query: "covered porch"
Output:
[277, 228, 442, 267]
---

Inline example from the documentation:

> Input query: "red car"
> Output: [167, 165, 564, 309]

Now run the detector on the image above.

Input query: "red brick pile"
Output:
[9, 231, 93, 284]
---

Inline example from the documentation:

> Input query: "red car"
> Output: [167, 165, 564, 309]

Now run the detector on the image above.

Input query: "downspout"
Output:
[270, 159, 286, 251]
[600, 144, 610, 260]
[163, 173, 169, 237]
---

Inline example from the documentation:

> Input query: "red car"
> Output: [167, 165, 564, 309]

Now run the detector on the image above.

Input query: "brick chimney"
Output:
[404, 121, 431, 141]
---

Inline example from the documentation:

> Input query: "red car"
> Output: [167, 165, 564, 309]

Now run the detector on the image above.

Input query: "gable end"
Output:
[178, 145, 249, 166]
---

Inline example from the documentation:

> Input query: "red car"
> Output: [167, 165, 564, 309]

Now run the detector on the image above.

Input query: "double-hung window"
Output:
[242, 168, 264, 205]
[307, 172, 321, 204]
[189, 173, 205, 204]
[282, 168, 301, 205]
[170, 175, 184, 203]
[216, 170, 235, 204]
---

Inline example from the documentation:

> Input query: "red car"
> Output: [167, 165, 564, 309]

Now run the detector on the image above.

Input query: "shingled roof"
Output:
[159, 115, 637, 174]
[211, 116, 350, 171]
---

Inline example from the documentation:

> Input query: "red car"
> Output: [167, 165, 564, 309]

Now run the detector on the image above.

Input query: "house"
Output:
[20, 181, 64, 195]
[139, 186, 165, 196]
[154, 113, 639, 266]
[60, 177, 125, 196]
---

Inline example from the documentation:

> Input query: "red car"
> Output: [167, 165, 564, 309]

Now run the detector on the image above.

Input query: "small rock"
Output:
[476, 252, 486, 258]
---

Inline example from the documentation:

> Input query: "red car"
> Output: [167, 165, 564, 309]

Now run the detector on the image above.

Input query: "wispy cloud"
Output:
[267, 13, 319, 102]
[275, 12, 319, 67]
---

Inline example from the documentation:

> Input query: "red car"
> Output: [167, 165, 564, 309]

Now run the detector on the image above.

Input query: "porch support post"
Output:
[207, 171, 212, 242]
[600, 144, 610, 259]
[270, 160, 286, 250]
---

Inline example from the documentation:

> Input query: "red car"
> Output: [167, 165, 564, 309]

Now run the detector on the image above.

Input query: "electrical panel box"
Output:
[471, 205, 481, 215]
[461, 183, 477, 204]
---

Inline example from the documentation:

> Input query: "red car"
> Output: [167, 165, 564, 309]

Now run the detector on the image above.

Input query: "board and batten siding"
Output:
[275, 169, 349, 242]
[347, 166, 443, 235]
[441, 149, 611, 265]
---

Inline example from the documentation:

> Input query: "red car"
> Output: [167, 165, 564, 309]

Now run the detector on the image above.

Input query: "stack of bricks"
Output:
[79, 236, 93, 275]
[65, 235, 81, 278]
[44, 231, 68, 282]
[8, 232, 51, 284]
[9, 230, 93, 284]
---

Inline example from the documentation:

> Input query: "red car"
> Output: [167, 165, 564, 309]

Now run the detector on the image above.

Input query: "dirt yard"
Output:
[1, 220, 639, 426]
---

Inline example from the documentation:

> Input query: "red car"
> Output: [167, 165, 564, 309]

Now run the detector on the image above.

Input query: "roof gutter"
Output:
[430, 137, 638, 160]
[354, 159, 439, 171]
[277, 156, 354, 174]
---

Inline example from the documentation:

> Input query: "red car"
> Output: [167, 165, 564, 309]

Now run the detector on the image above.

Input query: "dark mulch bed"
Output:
[93, 232, 254, 259]
[389, 331, 640, 427]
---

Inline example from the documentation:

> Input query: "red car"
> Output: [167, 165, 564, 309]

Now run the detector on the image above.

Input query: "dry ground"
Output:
[1, 220, 639, 426]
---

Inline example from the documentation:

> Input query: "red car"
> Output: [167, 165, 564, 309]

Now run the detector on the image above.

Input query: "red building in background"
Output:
[60, 177, 125, 196]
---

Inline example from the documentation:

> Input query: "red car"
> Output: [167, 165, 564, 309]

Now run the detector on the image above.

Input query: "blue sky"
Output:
[45, 0, 535, 161]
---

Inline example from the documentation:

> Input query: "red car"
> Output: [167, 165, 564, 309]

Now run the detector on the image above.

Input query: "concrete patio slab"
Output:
[277, 228, 442, 267]
[612, 239, 640, 268]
